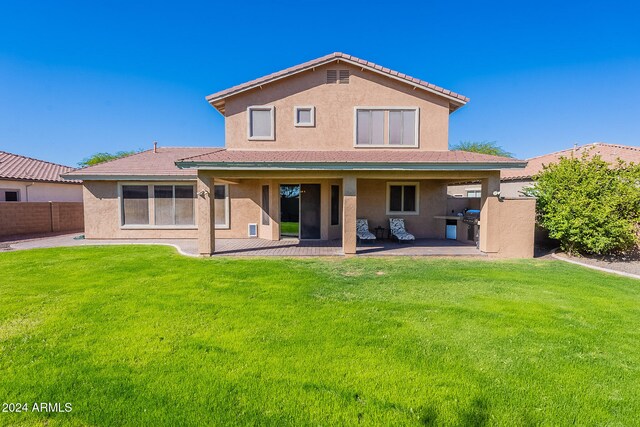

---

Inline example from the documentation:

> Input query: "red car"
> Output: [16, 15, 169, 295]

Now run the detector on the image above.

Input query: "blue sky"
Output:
[1, 0, 638, 166]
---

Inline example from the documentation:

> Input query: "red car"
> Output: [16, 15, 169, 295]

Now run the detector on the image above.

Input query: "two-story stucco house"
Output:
[63, 53, 535, 257]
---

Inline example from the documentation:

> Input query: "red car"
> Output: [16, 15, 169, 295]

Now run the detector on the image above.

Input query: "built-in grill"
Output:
[463, 209, 481, 246]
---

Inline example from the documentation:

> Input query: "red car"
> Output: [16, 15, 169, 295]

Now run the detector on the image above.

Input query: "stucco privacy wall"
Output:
[485, 197, 536, 258]
[0, 202, 83, 238]
[223, 61, 451, 151]
[0, 180, 83, 202]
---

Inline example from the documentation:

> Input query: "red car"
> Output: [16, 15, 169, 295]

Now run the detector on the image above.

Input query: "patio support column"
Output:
[197, 172, 215, 256]
[342, 176, 357, 255]
[479, 172, 500, 254]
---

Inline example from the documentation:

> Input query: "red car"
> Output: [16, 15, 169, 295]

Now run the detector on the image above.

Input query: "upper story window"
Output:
[247, 106, 275, 140]
[294, 106, 315, 127]
[355, 108, 419, 147]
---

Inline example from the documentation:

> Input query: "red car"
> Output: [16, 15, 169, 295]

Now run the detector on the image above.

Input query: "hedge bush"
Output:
[526, 152, 640, 255]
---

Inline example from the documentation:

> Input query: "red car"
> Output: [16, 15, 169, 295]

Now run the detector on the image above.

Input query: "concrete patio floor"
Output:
[6, 233, 483, 257]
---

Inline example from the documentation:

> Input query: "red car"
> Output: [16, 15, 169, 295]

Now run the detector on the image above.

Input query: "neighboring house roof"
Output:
[501, 143, 640, 181]
[62, 147, 217, 180]
[206, 52, 469, 114]
[176, 149, 525, 171]
[0, 150, 81, 184]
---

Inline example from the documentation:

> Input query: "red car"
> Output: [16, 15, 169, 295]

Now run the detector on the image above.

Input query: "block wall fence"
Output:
[0, 202, 84, 238]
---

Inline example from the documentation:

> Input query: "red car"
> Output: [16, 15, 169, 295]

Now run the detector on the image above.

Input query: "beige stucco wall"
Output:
[223, 61, 451, 152]
[0, 180, 83, 202]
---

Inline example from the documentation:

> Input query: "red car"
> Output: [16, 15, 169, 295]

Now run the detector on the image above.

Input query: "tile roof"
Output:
[206, 52, 469, 110]
[501, 143, 640, 180]
[63, 147, 220, 178]
[177, 149, 524, 169]
[0, 150, 80, 183]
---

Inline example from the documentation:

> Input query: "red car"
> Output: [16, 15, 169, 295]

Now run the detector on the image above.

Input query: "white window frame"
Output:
[294, 106, 315, 127]
[353, 107, 419, 148]
[118, 182, 197, 230]
[247, 105, 275, 141]
[213, 184, 230, 230]
[386, 182, 420, 215]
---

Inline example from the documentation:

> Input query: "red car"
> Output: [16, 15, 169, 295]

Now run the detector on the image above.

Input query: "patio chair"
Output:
[356, 218, 376, 243]
[389, 218, 415, 243]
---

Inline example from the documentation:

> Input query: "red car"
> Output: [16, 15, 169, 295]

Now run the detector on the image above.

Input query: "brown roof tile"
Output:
[0, 150, 80, 183]
[205, 52, 469, 108]
[178, 149, 524, 168]
[501, 143, 640, 180]
[63, 147, 222, 178]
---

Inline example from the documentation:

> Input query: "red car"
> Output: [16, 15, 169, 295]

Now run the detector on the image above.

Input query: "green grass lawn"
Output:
[280, 221, 299, 236]
[1, 246, 639, 426]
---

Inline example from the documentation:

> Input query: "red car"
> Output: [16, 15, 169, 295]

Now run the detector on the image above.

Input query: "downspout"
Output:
[25, 182, 34, 202]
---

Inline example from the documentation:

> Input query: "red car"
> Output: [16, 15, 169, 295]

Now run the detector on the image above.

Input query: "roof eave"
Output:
[175, 161, 526, 171]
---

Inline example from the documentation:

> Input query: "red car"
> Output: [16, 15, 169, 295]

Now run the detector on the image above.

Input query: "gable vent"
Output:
[326, 70, 337, 84]
[338, 70, 350, 84]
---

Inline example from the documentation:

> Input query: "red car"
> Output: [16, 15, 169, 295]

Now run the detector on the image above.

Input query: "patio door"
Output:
[300, 184, 321, 239]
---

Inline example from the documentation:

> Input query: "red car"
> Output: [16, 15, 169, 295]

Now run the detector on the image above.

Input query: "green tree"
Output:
[450, 141, 513, 158]
[78, 150, 140, 167]
[526, 152, 640, 255]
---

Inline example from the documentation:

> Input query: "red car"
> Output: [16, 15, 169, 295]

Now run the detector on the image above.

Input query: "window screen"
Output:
[214, 185, 228, 227]
[389, 185, 403, 212]
[154, 185, 195, 226]
[122, 185, 149, 225]
[175, 185, 195, 225]
[297, 108, 312, 125]
[261, 185, 270, 226]
[356, 108, 418, 146]
[389, 110, 416, 145]
[4, 191, 18, 202]
[249, 108, 273, 139]
[330, 185, 339, 225]
[356, 109, 384, 145]
[154, 185, 174, 225]
[388, 184, 418, 213]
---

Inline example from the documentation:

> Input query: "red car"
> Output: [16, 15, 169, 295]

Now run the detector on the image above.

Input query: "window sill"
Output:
[248, 137, 275, 141]
[215, 225, 230, 230]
